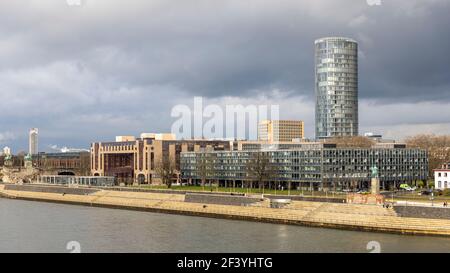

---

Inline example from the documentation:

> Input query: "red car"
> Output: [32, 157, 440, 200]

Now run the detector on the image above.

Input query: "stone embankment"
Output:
[2, 184, 450, 237]
[394, 205, 450, 220]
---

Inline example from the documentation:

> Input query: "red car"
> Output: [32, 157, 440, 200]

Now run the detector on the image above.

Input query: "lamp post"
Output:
[392, 188, 394, 204]
[430, 189, 434, 207]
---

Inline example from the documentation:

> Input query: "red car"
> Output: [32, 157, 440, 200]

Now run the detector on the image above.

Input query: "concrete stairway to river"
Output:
[2, 185, 450, 236]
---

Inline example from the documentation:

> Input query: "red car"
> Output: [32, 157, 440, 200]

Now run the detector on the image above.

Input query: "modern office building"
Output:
[90, 133, 231, 185]
[315, 37, 358, 139]
[232, 139, 322, 151]
[29, 128, 39, 155]
[181, 143, 428, 190]
[258, 120, 304, 142]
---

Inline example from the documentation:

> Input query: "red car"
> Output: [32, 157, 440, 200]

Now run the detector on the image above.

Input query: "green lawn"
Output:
[130, 184, 346, 197]
[392, 193, 450, 202]
[122, 184, 450, 203]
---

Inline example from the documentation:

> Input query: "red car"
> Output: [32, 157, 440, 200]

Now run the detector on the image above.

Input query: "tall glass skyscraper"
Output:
[315, 37, 358, 139]
[29, 128, 38, 155]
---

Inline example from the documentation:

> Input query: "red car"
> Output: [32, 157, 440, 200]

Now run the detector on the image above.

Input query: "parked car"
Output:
[400, 183, 410, 190]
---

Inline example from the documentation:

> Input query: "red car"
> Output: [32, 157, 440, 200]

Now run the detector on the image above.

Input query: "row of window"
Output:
[437, 181, 449, 189]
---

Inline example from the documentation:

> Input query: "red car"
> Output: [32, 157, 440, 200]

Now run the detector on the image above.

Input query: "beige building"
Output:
[258, 120, 304, 142]
[91, 133, 231, 185]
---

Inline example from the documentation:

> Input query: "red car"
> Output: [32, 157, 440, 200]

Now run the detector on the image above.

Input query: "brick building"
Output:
[90, 133, 231, 185]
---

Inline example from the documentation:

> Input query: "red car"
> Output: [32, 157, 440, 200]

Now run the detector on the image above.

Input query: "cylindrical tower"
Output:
[29, 128, 39, 155]
[315, 37, 358, 139]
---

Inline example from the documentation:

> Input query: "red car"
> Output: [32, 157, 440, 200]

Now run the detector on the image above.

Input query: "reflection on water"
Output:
[1, 198, 450, 253]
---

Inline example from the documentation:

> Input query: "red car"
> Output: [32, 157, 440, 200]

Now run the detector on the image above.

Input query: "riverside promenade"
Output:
[2, 184, 450, 237]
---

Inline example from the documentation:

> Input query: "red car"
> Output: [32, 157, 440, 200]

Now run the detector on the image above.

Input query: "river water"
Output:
[1, 198, 450, 253]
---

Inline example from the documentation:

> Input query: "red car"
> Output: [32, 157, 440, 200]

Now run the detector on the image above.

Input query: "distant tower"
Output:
[29, 128, 39, 155]
[3, 146, 11, 156]
[315, 37, 359, 139]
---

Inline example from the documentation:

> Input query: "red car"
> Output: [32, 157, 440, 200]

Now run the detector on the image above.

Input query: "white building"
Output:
[434, 164, 450, 190]
[3, 146, 11, 156]
[29, 128, 39, 155]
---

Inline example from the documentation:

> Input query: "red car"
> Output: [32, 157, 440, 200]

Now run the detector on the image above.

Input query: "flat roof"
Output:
[315, 37, 357, 44]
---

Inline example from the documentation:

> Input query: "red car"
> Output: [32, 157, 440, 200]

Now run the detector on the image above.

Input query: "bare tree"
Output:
[406, 134, 450, 178]
[79, 152, 91, 176]
[196, 153, 215, 188]
[154, 157, 177, 188]
[246, 151, 277, 193]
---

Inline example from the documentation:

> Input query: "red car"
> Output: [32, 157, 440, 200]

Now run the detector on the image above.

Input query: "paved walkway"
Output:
[396, 200, 450, 208]
[2, 184, 450, 236]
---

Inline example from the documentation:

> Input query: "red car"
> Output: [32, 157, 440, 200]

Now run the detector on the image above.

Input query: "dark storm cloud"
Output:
[358, 1, 450, 102]
[1, 1, 448, 100]
[0, 0, 449, 150]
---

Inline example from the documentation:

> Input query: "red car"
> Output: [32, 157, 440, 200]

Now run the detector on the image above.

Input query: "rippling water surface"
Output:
[1, 198, 450, 253]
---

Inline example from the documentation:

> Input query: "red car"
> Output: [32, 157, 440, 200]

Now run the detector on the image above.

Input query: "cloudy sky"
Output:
[0, 0, 449, 152]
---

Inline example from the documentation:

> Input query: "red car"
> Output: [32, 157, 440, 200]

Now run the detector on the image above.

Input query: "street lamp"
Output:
[391, 189, 394, 204]
[430, 188, 434, 207]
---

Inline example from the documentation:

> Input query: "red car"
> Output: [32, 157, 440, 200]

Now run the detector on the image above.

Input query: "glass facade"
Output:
[315, 37, 358, 138]
[180, 147, 428, 189]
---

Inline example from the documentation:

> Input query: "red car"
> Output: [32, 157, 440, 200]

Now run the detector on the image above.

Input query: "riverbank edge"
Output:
[1, 190, 449, 238]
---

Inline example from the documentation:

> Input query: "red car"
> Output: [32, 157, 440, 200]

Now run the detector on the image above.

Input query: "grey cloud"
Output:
[2, 1, 448, 100]
[0, 0, 449, 150]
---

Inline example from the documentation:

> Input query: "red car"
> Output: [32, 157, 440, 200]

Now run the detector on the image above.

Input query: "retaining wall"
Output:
[394, 205, 450, 220]
[265, 194, 346, 203]
[98, 187, 245, 197]
[4, 184, 99, 195]
[185, 193, 262, 206]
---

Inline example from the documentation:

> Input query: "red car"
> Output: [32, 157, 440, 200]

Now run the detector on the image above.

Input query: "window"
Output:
[438, 181, 442, 188]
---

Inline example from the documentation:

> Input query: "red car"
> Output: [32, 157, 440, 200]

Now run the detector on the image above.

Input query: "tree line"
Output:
[153, 134, 450, 188]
